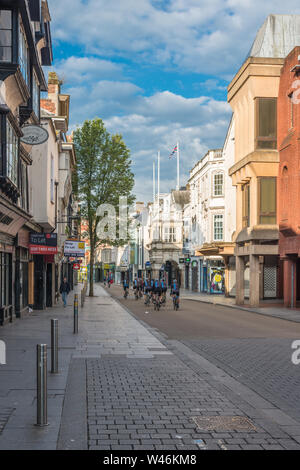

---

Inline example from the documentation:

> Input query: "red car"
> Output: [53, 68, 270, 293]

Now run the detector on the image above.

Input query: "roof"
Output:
[247, 15, 300, 59]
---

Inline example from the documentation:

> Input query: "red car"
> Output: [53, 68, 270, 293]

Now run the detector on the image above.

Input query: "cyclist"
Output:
[123, 278, 129, 298]
[171, 278, 180, 310]
[153, 279, 162, 310]
[138, 277, 143, 298]
[144, 278, 151, 304]
[160, 277, 167, 304]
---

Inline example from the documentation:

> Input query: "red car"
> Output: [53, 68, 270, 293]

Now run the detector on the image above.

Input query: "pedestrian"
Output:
[60, 276, 70, 308]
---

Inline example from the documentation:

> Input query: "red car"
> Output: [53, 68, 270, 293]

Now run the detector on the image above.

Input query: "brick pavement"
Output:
[2, 283, 300, 450]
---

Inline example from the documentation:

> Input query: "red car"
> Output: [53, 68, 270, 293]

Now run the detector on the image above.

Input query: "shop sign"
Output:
[29, 233, 58, 254]
[64, 240, 85, 257]
[73, 263, 81, 271]
[20, 124, 49, 145]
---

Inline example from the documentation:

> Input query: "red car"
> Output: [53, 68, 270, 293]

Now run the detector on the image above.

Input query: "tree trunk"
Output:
[89, 229, 94, 296]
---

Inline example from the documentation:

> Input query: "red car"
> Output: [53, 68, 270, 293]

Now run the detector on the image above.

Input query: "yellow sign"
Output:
[214, 274, 222, 283]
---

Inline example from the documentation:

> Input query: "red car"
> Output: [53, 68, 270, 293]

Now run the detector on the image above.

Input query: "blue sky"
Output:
[48, 0, 300, 201]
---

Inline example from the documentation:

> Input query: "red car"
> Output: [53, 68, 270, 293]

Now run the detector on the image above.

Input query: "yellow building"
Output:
[228, 15, 300, 307]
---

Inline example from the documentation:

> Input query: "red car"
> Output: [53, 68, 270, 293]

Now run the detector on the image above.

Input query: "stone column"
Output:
[249, 254, 260, 307]
[235, 255, 245, 305]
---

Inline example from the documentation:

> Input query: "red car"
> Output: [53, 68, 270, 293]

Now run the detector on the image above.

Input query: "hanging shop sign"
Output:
[73, 263, 81, 271]
[20, 125, 49, 145]
[29, 233, 58, 254]
[145, 261, 151, 269]
[64, 240, 85, 257]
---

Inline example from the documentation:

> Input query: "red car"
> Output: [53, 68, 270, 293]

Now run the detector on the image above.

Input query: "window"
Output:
[213, 214, 223, 241]
[0, 253, 12, 307]
[258, 177, 276, 224]
[32, 72, 40, 118]
[6, 120, 18, 186]
[0, 10, 12, 62]
[50, 155, 54, 203]
[164, 226, 176, 242]
[255, 98, 277, 149]
[242, 183, 250, 228]
[19, 160, 28, 211]
[213, 173, 224, 196]
[19, 20, 29, 86]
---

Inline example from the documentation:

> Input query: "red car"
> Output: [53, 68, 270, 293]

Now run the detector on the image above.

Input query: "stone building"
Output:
[0, 1, 52, 324]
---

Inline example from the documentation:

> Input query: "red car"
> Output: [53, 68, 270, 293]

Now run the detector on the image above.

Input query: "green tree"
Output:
[73, 118, 135, 296]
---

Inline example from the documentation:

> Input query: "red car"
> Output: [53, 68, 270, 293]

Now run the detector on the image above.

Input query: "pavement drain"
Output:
[191, 416, 257, 432]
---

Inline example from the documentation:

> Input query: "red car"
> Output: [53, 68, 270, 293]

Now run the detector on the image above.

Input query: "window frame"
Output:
[18, 16, 29, 87]
[6, 118, 18, 187]
[255, 97, 277, 150]
[0, 9, 13, 63]
[213, 171, 224, 197]
[242, 182, 250, 228]
[257, 177, 277, 225]
[213, 214, 224, 241]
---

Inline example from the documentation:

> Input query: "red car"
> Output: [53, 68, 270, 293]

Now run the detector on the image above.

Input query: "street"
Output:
[2, 283, 300, 450]
[108, 284, 300, 424]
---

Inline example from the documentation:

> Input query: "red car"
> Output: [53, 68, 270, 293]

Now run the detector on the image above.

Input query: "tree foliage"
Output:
[73, 118, 135, 295]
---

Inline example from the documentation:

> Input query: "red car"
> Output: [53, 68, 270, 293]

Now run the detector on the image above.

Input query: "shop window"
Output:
[213, 214, 223, 241]
[0, 253, 12, 307]
[242, 183, 250, 228]
[258, 177, 276, 224]
[0, 10, 12, 62]
[255, 98, 277, 149]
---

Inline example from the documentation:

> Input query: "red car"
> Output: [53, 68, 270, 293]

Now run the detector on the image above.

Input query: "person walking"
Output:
[60, 276, 70, 308]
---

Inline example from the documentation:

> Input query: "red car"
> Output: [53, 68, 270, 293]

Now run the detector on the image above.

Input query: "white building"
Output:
[184, 116, 236, 295]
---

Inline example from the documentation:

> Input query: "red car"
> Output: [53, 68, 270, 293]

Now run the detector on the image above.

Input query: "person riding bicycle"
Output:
[123, 278, 129, 295]
[160, 277, 167, 303]
[138, 277, 143, 296]
[171, 279, 180, 303]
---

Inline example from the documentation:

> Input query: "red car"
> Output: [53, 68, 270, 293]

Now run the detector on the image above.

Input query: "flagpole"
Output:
[153, 161, 156, 205]
[176, 141, 180, 190]
[157, 150, 160, 240]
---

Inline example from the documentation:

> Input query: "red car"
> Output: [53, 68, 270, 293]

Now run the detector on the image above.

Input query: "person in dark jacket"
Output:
[60, 277, 70, 307]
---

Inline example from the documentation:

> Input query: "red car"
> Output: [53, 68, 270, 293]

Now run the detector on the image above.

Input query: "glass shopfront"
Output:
[0, 252, 12, 307]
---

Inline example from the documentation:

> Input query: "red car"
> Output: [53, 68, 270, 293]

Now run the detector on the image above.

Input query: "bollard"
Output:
[51, 319, 58, 374]
[36, 344, 48, 426]
[74, 294, 78, 334]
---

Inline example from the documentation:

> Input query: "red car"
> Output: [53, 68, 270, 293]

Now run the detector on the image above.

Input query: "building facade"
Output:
[228, 15, 300, 307]
[277, 46, 300, 307]
[0, 1, 52, 324]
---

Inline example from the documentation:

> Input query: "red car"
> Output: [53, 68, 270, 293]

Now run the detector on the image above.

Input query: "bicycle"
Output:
[134, 288, 139, 300]
[144, 291, 151, 305]
[172, 293, 179, 310]
[154, 293, 161, 311]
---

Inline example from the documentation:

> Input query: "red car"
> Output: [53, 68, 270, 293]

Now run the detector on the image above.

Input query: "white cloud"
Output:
[49, 0, 300, 75]
[53, 56, 123, 84]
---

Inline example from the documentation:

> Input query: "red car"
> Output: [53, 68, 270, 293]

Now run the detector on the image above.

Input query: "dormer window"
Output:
[0, 10, 12, 62]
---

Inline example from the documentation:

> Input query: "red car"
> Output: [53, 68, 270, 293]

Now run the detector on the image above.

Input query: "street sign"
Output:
[20, 124, 49, 145]
[73, 263, 80, 271]
[29, 232, 58, 254]
[64, 240, 85, 257]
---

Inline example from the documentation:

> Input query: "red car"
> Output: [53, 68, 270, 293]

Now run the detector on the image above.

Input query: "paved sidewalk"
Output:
[181, 289, 300, 323]
[1, 283, 300, 450]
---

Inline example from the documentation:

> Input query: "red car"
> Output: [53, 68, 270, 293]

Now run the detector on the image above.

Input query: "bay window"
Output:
[6, 120, 18, 186]
[32, 71, 40, 118]
[164, 226, 176, 242]
[258, 177, 276, 224]
[255, 98, 277, 149]
[0, 10, 12, 62]
[19, 19, 29, 86]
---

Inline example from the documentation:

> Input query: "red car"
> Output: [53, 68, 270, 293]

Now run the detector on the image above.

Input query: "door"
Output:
[46, 263, 52, 307]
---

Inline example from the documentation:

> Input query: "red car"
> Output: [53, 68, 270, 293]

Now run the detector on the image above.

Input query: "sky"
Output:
[48, 0, 300, 202]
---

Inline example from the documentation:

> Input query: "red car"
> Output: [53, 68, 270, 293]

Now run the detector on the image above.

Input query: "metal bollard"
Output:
[36, 344, 48, 426]
[74, 294, 78, 334]
[51, 319, 58, 374]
